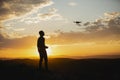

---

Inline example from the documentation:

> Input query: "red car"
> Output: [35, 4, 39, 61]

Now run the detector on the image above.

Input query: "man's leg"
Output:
[44, 53, 48, 71]
[39, 54, 43, 71]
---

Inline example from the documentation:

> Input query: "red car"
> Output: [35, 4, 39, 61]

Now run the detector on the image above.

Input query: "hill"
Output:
[0, 58, 120, 80]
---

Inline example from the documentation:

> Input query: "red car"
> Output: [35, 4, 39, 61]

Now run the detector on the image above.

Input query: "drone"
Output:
[73, 21, 82, 26]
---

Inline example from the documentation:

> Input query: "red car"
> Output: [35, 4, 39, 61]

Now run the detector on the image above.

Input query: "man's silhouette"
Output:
[37, 30, 48, 71]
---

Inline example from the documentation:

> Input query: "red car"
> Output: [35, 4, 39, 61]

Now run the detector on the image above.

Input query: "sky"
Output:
[0, 0, 120, 59]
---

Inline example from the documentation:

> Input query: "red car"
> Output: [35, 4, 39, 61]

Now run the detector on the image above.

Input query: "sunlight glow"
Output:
[46, 47, 52, 56]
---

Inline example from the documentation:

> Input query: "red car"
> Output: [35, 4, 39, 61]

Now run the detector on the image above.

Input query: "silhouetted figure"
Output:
[37, 30, 48, 71]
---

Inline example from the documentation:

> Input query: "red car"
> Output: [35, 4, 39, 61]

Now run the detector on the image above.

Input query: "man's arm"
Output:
[44, 39, 48, 49]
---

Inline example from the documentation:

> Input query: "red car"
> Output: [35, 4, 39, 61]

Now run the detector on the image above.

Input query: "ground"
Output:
[0, 58, 120, 80]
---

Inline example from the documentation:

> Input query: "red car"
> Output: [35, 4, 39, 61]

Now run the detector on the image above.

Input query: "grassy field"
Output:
[0, 58, 120, 80]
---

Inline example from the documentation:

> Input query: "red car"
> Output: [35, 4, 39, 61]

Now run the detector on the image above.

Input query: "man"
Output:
[37, 30, 48, 71]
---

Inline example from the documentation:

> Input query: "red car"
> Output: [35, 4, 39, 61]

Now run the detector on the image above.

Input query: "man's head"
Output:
[39, 30, 45, 37]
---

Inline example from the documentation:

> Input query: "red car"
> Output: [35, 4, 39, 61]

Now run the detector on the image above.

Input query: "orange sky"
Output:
[0, 38, 120, 59]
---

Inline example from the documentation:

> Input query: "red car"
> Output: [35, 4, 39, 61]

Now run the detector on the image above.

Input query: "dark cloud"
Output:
[83, 22, 90, 26]
[85, 12, 120, 33]
[0, 0, 52, 21]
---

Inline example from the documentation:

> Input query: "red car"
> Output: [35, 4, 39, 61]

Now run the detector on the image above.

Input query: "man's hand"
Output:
[45, 46, 48, 49]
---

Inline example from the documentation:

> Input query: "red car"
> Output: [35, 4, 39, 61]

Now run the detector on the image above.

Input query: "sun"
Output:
[46, 48, 52, 56]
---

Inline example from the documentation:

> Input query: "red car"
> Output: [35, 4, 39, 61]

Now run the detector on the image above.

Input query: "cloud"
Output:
[84, 12, 120, 32]
[13, 28, 25, 31]
[104, 12, 120, 19]
[9, 8, 63, 25]
[68, 2, 77, 6]
[39, 8, 62, 20]
[19, 16, 41, 24]
[0, 0, 53, 21]
[0, 0, 54, 36]
[0, 32, 37, 49]
[0, 24, 4, 29]
[83, 22, 90, 26]
[1, 12, 120, 49]
[0, 0, 54, 40]
[0, 0, 63, 49]
[47, 12, 120, 44]
[47, 30, 120, 45]
[0, 26, 3, 29]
